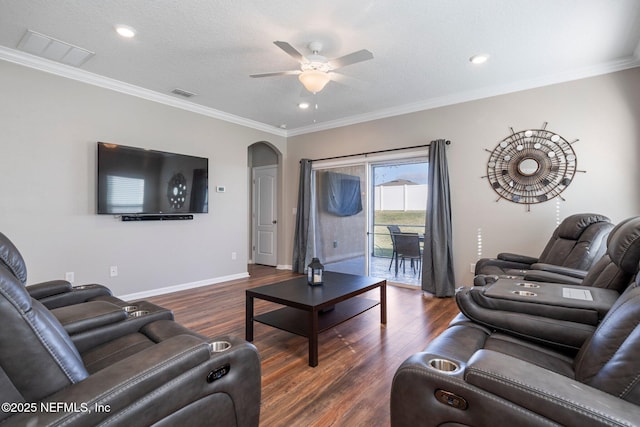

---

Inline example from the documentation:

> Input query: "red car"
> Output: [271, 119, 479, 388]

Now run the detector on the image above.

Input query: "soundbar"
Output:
[121, 215, 194, 221]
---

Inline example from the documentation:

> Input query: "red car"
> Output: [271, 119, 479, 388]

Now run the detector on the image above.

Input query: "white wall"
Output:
[0, 60, 285, 297]
[2, 58, 638, 295]
[284, 68, 640, 285]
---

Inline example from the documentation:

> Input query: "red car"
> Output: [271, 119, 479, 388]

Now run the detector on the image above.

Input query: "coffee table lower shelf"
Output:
[254, 297, 379, 338]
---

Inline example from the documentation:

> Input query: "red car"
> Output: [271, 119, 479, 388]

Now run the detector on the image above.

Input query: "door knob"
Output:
[272, 220, 277, 224]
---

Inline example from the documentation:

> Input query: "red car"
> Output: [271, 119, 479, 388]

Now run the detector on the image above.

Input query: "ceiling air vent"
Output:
[17, 29, 94, 67]
[171, 88, 197, 98]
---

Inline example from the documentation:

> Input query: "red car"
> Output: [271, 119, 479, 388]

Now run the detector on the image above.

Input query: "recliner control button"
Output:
[207, 364, 230, 383]
[435, 389, 468, 410]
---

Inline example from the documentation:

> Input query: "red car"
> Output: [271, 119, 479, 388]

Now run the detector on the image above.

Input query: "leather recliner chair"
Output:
[474, 213, 612, 277]
[516, 215, 640, 289]
[0, 263, 261, 426]
[458, 216, 640, 352]
[0, 231, 116, 309]
[390, 274, 640, 427]
[0, 232, 183, 349]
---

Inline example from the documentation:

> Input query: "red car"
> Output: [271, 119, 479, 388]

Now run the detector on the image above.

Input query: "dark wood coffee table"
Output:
[246, 271, 386, 367]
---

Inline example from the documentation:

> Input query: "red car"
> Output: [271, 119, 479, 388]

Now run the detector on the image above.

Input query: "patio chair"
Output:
[394, 232, 422, 276]
[387, 225, 401, 271]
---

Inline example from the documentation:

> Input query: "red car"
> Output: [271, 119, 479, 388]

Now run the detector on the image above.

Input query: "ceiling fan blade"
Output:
[273, 41, 305, 63]
[329, 49, 373, 69]
[250, 70, 301, 78]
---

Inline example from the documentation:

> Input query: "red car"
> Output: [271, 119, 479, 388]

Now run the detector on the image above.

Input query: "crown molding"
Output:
[2, 46, 638, 139]
[287, 55, 640, 137]
[0, 46, 287, 137]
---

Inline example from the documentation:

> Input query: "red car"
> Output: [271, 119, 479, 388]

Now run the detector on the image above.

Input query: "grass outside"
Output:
[373, 210, 425, 257]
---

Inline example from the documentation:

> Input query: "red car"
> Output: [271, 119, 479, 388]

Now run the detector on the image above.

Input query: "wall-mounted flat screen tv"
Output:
[97, 142, 208, 215]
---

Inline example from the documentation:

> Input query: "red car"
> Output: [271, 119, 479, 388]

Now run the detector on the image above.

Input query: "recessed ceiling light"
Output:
[298, 102, 310, 109]
[469, 54, 489, 64]
[115, 25, 136, 38]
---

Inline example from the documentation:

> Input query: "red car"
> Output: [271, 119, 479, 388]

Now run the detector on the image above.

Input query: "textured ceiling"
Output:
[1, 0, 639, 136]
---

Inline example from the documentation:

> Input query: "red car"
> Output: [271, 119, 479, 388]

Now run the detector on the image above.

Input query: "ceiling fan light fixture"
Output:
[298, 70, 331, 93]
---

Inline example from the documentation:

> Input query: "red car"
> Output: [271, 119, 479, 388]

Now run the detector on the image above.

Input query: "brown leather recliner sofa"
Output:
[0, 248, 261, 426]
[391, 272, 640, 426]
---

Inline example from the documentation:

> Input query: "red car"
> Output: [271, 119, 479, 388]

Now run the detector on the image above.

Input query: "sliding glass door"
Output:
[370, 161, 428, 286]
[310, 153, 428, 286]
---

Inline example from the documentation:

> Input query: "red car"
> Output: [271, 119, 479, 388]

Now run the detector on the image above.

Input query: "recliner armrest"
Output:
[26, 280, 72, 299]
[522, 269, 584, 285]
[37, 284, 113, 309]
[2, 334, 261, 427]
[479, 280, 617, 322]
[497, 252, 539, 264]
[456, 287, 597, 350]
[529, 263, 588, 279]
[473, 274, 499, 286]
[71, 303, 174, 353]
[51, 301, 128, 335]
[465, 349, 640, 426]
[2, 334, 210, 426]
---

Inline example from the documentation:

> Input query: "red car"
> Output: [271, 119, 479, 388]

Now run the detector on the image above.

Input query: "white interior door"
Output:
[253, 165, 277, 266]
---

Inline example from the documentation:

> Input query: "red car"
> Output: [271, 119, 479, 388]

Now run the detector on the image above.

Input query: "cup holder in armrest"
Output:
[428, 358, 460, 373]
[516, 282, 540, 288]
[512, 290, 537, 297]
[210, 341, 232, 353]
[128, 310, 149, 318]
[122, 305, 139, 313]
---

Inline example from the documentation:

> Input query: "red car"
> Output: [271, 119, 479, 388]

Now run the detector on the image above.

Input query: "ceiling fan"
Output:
[250, 41, 373, 94]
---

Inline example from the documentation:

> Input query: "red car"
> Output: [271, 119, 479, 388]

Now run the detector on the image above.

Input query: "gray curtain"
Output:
[422, 140, 456, 296]
[292, 159, 313, 273]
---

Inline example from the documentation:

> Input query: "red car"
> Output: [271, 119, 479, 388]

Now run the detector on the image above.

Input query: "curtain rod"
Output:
[306, 140, 450, 163]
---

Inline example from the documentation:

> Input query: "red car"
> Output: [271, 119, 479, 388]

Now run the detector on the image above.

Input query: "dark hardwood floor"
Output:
[148, 265, 459, 427]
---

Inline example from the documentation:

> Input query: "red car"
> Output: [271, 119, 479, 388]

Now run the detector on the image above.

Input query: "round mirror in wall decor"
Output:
[484, 122, 584, 210]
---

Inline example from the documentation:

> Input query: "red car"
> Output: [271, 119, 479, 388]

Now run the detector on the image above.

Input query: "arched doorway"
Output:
[248, 142, 281, 266]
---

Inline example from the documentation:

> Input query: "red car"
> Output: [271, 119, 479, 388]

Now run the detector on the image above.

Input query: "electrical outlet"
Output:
[470, 263, 476, 273]
[231, 252, 237, 260]
[65, 272, 74, 283]
[110, 266, 118, 277]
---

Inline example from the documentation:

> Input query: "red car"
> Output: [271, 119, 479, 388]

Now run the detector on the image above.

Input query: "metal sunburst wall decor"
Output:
[483, 122, 585, 210]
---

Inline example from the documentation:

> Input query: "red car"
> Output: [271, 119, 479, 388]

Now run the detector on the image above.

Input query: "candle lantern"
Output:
[307, 257, 324, 286]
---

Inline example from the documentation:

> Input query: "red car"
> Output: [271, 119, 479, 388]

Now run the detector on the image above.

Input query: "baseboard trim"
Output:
[117, 271, 250, 300]
[276, 264, 292, 270]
